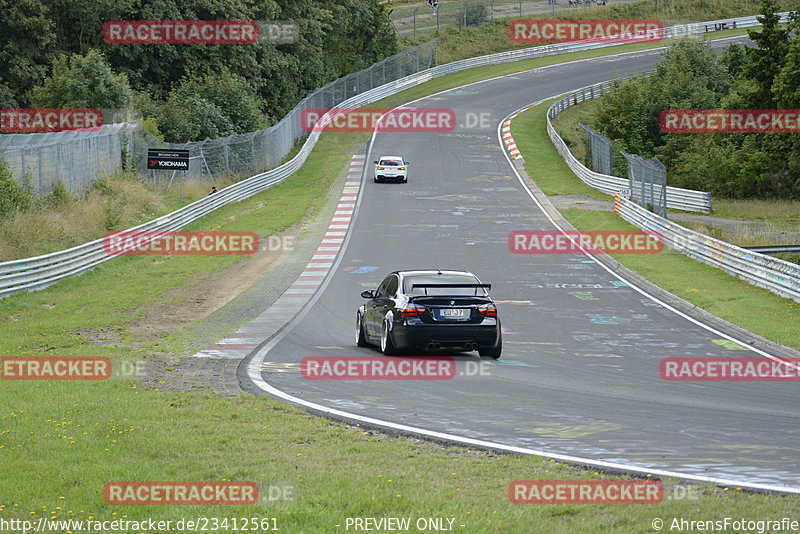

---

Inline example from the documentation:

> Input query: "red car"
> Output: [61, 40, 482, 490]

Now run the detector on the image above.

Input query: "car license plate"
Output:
[441, 308, 467, 318]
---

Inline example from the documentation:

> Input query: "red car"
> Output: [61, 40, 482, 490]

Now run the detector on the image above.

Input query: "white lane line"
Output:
[247, 35, 800, 494]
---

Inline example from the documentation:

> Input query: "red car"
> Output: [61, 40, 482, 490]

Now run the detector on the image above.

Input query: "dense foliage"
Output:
[0, 0, 398, 142]
[591, 0, 800, 199]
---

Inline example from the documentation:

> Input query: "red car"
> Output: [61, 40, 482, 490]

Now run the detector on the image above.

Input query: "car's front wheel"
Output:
[380, 318, 399, 355]
[356, 313, 369, 347]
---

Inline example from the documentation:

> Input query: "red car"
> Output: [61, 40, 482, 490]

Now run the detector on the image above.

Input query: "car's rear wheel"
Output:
[356, 314, 369, 347]
[380, 319, 399, 355]
[479, 334, 502, 359]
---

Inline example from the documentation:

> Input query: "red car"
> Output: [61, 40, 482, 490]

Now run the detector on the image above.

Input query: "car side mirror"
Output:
[373, 160, 378, 164]
[360, 290, 375, 299]
[404, 161, 410, 165]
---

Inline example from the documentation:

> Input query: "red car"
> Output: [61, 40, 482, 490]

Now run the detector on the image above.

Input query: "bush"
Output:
[0, 159, 34, 218]
[49, 181, 70, 205]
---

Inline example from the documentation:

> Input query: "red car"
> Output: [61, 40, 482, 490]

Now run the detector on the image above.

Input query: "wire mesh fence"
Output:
[0, 124, 138, 196]
[0, 40, 438, 198]
[579, 121, 612, 175]
[622, 150, 667, 219]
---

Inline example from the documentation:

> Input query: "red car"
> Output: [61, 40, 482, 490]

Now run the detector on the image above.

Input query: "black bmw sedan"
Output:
[355, 270, 502, 358]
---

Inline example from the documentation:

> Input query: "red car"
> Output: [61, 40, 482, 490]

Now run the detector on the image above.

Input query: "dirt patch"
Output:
[550, 194, 614, 212]
[72, 327, 127, 347]
[129, 226, 299, 345]
[72, 226, 300, 349]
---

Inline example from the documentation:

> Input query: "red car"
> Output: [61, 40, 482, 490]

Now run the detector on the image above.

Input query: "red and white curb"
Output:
[501, 112, 523, 160]
[192, 154, 364, 359]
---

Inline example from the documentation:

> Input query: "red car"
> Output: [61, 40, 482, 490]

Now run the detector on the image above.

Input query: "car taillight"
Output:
[478, 305, 497, 317]
[398, 167, 406, 170]
[401, 306, 426, 317]
[376, 166, 384, 170]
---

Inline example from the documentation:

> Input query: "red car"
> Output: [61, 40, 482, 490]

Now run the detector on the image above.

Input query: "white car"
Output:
[373, 156, 409, 183]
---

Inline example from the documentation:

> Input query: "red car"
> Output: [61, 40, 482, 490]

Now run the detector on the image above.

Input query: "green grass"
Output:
[2, 31, 798, 533]
[513, 102, 608, 200]
[2, 387, 798, 533]
[403, 0, 790, 56]
[512, 98, 800, 350]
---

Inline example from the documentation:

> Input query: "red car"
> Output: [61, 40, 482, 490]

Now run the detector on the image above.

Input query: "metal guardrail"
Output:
[743, 245, 800, 255]
[615, 195, 800, 303]
[0, 13, 785, 298]
[547, 80, 714, 213]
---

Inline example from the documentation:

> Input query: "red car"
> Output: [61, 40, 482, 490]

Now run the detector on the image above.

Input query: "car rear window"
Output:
[403, 274, 487, 296]
[379, 160, 400, 166]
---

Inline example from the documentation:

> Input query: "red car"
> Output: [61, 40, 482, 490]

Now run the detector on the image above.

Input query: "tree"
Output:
[773, 32, 800, 108]
[719, 43, 749, 79]
[0, 82, 16, 108]
[28, 49, 132, 110]
[595, 39, 730, 158]
[157, 95, 234, 143]
[169, 70, 268, 134]
[742, 0, 790, 107]
[0, 0, 55, 105]
[154, 70, 267, 142]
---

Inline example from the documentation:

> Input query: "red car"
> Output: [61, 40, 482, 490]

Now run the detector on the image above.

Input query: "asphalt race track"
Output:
[241, 37, 800, 492]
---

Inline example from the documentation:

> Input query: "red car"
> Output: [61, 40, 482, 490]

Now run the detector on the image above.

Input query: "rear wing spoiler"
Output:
[411, 283, 491, 289]
[410, 283, 491, 296]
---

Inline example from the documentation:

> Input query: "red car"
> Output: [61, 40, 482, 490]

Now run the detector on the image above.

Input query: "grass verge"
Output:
[512, 98, 800, 350]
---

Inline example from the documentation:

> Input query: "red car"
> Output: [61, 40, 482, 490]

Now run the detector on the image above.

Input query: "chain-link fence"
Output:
[134, 39, 437, 186]
[622, 150, 667, 219]
[391, 0, 621, 39]
[0, 124, 138, 196]
[0, 40, 438, 197]
[579, 122, 612, 175]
